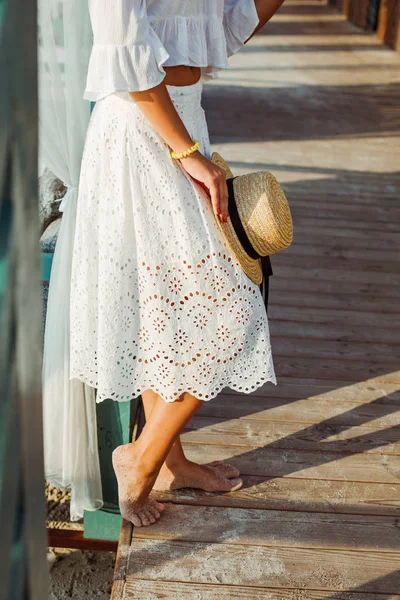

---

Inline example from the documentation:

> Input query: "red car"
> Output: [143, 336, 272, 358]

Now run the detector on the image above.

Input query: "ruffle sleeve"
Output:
[223, 0, 260, 57]
[84, 0, 170, 101]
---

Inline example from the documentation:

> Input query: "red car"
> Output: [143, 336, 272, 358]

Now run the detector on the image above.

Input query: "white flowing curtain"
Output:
[39, 0, 103, 520]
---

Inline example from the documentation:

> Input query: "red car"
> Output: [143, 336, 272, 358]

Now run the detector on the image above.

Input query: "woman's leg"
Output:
[141, 389, 241, 491]
[112, 391, 242, 527]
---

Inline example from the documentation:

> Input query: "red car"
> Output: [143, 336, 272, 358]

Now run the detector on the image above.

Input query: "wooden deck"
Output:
[112, 1, 400, 598]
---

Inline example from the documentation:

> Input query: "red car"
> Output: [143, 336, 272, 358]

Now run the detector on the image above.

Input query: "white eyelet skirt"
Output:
[70, 77, 276, 403]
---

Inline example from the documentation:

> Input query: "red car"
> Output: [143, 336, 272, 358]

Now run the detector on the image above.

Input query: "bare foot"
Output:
[206, 460, 240, 479]
[153, 458, 243, 492]
[112, 444, 165, 527]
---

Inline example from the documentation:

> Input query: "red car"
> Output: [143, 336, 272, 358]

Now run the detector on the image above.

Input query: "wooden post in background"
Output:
[329, 0, 400, 47]
[377, 0, 400, 49]
[0, 0, 48, 597]
[349, 0, 371, 28]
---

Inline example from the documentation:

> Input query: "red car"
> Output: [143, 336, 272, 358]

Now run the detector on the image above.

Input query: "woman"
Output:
[70, 0, 283, 527]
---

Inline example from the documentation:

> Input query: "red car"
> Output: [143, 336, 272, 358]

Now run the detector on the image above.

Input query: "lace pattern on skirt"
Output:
[70, 78, 276, 402]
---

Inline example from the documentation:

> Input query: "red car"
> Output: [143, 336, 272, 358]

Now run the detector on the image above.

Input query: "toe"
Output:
[138, 510, 151, 526]
[224, 463, 240, 477]
[228, 477, 243, 492]
[144, 508, 156, 524]
[147, 504, 161, 520]
[207, 460, 224, 468]
[207, 461, 240, 478]
[130, 513, 143, 527]
[217, 465, 241, 479]
[152, 499, 165, 512]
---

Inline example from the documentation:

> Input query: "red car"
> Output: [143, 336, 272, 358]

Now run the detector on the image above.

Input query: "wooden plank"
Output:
[47, 528, 118, 552]
[291, 203, 400, 223]
[292, 226, 400, 247]
[270, 276, 399, 300]
[272, 253, 400, 277]
[270, 290, 400, 314]
[290, 190, 400, 208]
[274, 357, 400, 383]
[290, 214, 400, 232]
[289, 231, 400, 251]
[124, 579, 400, 600]
[293, 198, 400, 211]
[183, 416, 400, 455]
[285, 242, 400, 263]
[221, 378, 400, 402]
[286, 178, 399, 204]
[155, 476, 400, 516]
[134, 504, 400, 551]
[113, 519, 133, 581]
[200, 394, 400, 428]
[267, 264, 400, 286]
[182, 443, 400, 483]
[125, 539, 400, 592]
[269, 320, 400, 344]
[271, 337, 400, 361]
[110, 580, 125, 600]
[268, 305, 400, 329]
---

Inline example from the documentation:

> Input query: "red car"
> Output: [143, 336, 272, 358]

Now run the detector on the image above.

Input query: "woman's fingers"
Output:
[179, 155, 229, 223]
[219, 177, 229, 222]
[209, 182, 223, 223]
[209, 171, 229, 223]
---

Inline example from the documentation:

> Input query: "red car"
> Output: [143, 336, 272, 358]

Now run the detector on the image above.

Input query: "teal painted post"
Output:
[41, 253, 140, 541]
[83, 397, 137, 541]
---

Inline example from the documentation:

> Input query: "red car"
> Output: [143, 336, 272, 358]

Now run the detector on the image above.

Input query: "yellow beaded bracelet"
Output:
[170, 138, 200, 160]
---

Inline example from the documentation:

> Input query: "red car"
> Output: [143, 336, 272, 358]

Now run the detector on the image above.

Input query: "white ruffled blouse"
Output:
[84, 0, 260, 101]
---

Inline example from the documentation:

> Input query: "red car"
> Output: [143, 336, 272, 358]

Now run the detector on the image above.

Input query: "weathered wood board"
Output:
[123, 580, 400, 600]
[125, 539, 400, 592]
[182, 416, 400, 454]
[155, 476, 400, 516]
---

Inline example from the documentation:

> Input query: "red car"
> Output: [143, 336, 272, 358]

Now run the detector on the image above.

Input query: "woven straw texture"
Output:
[211, 152, 263, 284]
[234, 172, 293, 255]
[210, 152, 293, 285]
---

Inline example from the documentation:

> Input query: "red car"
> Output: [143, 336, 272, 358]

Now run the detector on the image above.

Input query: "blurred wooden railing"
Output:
[328, 0, 400, 50]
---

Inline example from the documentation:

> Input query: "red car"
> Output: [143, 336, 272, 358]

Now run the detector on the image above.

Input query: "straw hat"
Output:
[211, 152, 293, 285]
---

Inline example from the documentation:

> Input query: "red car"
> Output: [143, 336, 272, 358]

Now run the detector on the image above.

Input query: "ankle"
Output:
[162, 456, 191, 472]
[131, 440, 165, 478]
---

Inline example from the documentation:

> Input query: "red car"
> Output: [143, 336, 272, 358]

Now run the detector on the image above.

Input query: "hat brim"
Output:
[211, 152, 263, 285]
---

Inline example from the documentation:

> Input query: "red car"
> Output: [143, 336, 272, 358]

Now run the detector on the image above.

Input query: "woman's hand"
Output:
[179, 151, 229, 223]
[129, 81, 229, 223]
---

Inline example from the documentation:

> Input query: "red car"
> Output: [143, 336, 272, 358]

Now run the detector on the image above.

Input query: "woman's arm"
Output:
[250, 0, 285, 37]
[129, 83, 229, 224]
[87, 0, 229, 223]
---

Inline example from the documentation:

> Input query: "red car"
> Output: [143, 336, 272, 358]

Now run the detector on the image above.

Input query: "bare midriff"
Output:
[163, 65, 202, 86]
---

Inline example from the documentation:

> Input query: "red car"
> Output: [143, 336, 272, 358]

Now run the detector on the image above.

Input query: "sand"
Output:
[49, 550, 116, 600]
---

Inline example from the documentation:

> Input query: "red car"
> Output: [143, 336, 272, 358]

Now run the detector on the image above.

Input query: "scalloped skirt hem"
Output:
[70, 372, 278, 405]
